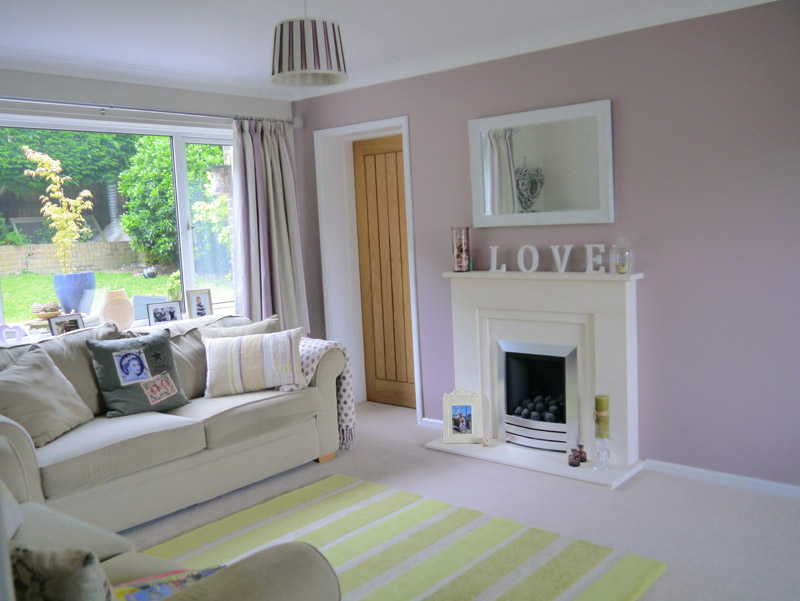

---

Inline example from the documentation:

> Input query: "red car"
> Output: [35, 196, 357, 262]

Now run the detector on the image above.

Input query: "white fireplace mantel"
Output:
[427, 270, 643, 488]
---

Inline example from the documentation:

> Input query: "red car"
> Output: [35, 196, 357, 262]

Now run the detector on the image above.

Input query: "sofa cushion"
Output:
[1, 478, 23, 542]
[0, 346, 94, 447]
[34, 413, 206, 499]
[168, 388, 322, 448]
[13, 502, 133, 561]
[87, 329, 189, 417]
[0, 322, 119, 415]
[10, 544, 113, 601]
[198, 315, 280, 339]
[127, 314, 251, 338]
[164, 328, 208, 400]
[204, 328, 307, 398]
[124, 314, 253, 400]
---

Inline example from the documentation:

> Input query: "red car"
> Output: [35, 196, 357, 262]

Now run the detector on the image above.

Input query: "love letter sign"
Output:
[489, 244, 607, 273]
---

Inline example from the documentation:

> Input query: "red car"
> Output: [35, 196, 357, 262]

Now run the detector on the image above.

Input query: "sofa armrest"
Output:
[0, 416, 44, 503]
[308, 348, 345, 457]
[166, 542, 340, 601]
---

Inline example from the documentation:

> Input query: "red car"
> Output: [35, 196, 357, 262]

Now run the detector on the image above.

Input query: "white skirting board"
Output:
[643, 459, 800, 500]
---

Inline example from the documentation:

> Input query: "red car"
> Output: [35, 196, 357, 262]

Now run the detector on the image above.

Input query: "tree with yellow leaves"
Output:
[23, 146, 93, 273]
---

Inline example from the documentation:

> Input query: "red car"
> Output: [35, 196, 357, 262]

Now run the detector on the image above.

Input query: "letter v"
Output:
[550, 245, 573, 273]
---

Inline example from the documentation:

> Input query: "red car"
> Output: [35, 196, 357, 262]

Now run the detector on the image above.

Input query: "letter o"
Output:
[517, 245, 540, 273]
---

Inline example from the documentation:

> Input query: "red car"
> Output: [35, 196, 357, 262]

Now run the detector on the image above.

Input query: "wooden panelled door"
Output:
[353, 136, 416, 408]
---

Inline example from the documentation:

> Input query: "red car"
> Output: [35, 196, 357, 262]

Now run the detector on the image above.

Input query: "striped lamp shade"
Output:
[271, 18, 347, 86]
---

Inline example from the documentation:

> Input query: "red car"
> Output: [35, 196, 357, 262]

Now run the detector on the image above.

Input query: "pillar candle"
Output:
[594, 394, 610, 439]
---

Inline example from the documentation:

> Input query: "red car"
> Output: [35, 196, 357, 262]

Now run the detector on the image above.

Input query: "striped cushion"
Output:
[203, 328, 306, 397]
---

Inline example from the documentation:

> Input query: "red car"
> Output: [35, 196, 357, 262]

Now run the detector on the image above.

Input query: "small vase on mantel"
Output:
[451, 227, 471, 272]
[610, 237, 634, 275]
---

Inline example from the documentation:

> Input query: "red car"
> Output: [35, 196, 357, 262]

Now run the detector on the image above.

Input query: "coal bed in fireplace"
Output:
[499, 341, 578, 454]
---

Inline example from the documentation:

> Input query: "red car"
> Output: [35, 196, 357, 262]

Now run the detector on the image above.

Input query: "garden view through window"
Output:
[0, 122, 235, 332]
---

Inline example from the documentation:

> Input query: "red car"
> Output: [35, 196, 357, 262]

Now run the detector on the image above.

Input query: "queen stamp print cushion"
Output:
[87, 329, 189, 417]
[113, 349, 152, 385]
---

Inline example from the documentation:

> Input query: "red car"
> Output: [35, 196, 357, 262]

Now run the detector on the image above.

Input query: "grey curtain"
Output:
[232, 119, 310, 332]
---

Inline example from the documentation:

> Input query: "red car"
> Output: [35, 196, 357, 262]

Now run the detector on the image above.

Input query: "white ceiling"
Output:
[0, 0, 774, 102]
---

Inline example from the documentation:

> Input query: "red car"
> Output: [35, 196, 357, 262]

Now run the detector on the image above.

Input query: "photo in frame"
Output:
[443, 388, 483, 444]
[147, 301, 183, 325]
[185, 289, 212, 319]
[48, 313, 85, 336]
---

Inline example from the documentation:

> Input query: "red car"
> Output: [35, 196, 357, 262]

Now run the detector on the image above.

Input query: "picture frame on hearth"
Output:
[443, 389, 483, 444]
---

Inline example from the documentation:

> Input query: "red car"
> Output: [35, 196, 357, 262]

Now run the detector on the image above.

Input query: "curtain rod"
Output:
[0, 96, 304, 128]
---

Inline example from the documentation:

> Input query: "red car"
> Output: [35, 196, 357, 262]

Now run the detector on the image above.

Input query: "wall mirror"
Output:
[468, 99, 614, 227]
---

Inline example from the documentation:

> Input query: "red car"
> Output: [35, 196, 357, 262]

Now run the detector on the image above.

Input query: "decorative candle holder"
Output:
[451, 226, 470, 272]
[594, 438, 610, 470]
[610, 237, 634, 275]
[593, 394, 610, 470]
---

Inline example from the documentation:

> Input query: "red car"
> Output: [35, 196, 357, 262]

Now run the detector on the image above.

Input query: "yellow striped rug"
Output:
[145, 475, 665, 601]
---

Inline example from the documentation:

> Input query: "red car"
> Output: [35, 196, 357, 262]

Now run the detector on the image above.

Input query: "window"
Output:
[0, 110, 235, 329]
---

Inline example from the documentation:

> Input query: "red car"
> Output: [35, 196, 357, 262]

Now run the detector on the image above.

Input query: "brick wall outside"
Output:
[0, 242, 145, 275]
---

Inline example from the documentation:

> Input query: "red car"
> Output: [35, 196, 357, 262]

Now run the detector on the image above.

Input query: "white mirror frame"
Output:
[469, 99, 614, 227]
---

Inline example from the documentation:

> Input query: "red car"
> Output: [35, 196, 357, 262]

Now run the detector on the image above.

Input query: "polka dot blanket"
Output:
[279, 338, 355, 449]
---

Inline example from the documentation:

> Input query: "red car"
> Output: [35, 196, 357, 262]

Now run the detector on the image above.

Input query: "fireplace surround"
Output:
[427, 271, 643, 487]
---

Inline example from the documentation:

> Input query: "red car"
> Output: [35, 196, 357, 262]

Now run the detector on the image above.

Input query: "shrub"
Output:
[118, 138, 224, 267]
[0, 215, 30, 245]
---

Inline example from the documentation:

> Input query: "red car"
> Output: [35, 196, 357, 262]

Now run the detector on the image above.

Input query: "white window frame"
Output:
[0, 110, 234, 295]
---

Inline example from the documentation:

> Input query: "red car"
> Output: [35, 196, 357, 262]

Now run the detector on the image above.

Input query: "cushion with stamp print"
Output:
[86, 329, 188, 418]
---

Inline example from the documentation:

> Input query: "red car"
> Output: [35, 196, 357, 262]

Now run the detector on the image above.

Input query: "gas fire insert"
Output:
[498, 340, 578, 453]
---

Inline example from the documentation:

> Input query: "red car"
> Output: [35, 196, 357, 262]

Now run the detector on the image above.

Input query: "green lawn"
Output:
[0, 271, 173, 325]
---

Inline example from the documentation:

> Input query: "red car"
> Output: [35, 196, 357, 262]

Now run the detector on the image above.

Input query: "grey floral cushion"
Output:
[11, 545, 112, 601]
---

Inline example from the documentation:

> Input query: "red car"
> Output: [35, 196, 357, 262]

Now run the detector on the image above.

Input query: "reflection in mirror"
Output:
[469, 100, 614, 227]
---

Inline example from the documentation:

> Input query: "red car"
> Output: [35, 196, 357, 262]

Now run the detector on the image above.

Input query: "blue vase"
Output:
[53, 271, 96, 314]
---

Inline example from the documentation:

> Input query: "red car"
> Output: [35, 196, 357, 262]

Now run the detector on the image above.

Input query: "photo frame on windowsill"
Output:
[185, 289, 212, 319]
[48, 313, 85, 336]
[443, 389, 483, 444]
[147, 301, 183, 325]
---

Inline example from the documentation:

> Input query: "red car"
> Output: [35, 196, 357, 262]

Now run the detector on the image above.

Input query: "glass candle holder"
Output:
[594, 438, 611, 470]
[610, 237, 634, 275]
[452, 226, 470, 272]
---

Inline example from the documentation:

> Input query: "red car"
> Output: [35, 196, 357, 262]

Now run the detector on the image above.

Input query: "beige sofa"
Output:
[1, 478, 340, 600]
[0, 314, 346, 533]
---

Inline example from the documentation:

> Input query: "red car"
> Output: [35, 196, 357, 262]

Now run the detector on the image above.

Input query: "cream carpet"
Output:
[123, 401, 800, 601]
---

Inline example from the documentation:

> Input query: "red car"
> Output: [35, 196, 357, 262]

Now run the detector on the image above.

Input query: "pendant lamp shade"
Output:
[272, 18, 347, 86]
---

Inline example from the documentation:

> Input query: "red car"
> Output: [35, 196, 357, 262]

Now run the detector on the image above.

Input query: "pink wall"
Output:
[293, 1, 800, 485]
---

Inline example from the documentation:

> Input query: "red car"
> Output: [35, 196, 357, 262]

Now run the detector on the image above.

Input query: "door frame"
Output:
[314, 116, 426, 424]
